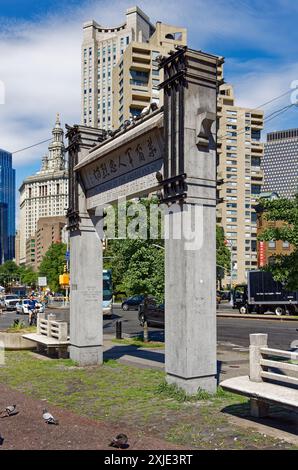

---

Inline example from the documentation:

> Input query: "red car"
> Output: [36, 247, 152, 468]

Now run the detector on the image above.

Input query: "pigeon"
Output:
[0, 433, 4, 445]
[109, 433, 129, 449]
[0, 404, 18, 417]
[42, 409, 59, 425]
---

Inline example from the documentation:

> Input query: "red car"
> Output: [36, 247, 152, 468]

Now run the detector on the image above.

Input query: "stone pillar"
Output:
[249, 333, 269, 418]
[66, 125, 106, 365]
[249, 333, 268, 382]
[165, 204, 217, 394]
[159, 48, 223, 394]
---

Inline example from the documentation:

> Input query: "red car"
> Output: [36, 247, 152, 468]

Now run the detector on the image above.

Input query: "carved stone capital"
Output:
[196, 110, 216, 147]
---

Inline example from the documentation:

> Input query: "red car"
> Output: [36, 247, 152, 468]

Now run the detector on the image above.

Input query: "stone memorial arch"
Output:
[66, 47, 222, 394]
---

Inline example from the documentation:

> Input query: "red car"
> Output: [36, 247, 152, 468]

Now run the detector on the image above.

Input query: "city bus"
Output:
[103, 269, 113, 316]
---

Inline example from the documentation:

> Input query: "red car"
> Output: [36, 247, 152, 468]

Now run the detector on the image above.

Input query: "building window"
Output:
[282, 241, 290, 248]
[130, 107, 142, 117]
[251, 184, 261, 195]
[251, 156, 261, 167]
[251, 212, 257, 223]
[268, 240, 276, 249]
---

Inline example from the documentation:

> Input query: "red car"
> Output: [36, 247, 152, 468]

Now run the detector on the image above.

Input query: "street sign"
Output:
[65, 250, 70, 261]
[38, 277, 47, 287]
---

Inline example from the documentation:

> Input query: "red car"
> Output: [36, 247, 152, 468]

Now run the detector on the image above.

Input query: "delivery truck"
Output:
[234, 270, 298, 316]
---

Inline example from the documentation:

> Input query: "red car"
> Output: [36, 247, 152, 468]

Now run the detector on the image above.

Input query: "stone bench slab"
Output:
[22, 333, 70, 348]
[220, 375, 298, 411]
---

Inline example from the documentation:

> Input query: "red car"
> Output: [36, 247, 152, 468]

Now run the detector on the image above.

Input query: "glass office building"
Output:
[263, 129, 298, 199]
[0, 149, 15, 263]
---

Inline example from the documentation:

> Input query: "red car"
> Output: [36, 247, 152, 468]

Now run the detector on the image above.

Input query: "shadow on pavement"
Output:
[222, 402, 298, 438]
[104, 344, 165, 364]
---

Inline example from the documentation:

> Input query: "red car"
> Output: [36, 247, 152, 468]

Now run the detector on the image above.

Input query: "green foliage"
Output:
[105, 239, 165, 301]
[0, 260, 19, 274]
[216, 225, 231, 279]
[19, 266, 38, 288]
[105, 199, 230, 299]
[104, 198, 164, 301]
[156, 381, 189, 402]
[7, 323, 36, 333]
[258, 195, 298, 290]
[39, 242, 67, 292]
[0, 261, 38, 288]
[9, 320, 27, 330]
[111, 337, 164, 348]
[156, 382, 235, 403]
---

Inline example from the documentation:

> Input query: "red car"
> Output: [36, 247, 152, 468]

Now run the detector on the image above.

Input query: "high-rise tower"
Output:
[19, 115, 68, 265]
[0, 149, 15, 264]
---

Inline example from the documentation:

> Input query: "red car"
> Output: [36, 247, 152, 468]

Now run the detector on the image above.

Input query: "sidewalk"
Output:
[217, 311, 298, 321]
[103, 334, 250, 381]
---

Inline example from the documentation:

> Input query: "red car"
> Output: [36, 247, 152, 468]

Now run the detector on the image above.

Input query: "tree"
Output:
[258, 195, 298, 290]
[104, 239, 165, 302]
[104, 198, 230, 299]
[216, 225, 231, 285]
[0, 260, 38, 289]
[103, 197, 164, 300]
[0, 260, 19, 275]
[20, 267, 38, 289]
[39, 243, 67, 292]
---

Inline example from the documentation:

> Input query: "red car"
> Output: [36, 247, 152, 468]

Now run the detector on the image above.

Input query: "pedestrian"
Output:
[28, 294, 38, 326]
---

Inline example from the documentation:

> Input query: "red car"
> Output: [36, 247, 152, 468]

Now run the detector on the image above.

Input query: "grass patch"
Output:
[111, 337, 164, 348]
[6, 324, 36, 334]
[155, 381, 240, 403]
[0, 351, 295, 450]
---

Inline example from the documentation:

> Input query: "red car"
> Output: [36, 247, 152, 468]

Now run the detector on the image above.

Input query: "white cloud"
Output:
[0, 13, 82, 167]
[226, 58, 298, 134]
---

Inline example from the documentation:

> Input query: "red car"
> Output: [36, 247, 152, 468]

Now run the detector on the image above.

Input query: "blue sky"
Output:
[0, 0, 298, 218]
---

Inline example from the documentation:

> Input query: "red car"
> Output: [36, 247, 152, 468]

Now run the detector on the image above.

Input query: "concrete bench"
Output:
[220, 333, 298, 417]
[23, 314, 70, 358]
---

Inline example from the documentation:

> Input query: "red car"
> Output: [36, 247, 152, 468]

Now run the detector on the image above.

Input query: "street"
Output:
[1, 303, 297, 351]
[106, 304, 298, 350]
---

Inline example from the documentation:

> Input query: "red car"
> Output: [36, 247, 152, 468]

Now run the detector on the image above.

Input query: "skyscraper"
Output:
[19, 114, 68, 265]
[263, 128, 298, 199]
[0, 149, 15, 263]
[82, 6, 154, 130]
[217, 84, 264, 285]
[112, 22, 187, 129]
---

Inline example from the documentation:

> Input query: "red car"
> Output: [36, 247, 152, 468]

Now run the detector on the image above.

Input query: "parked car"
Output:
[220, 290, 231, 301]
[138, 299, 164, 327]
[216, 291, 222, 306]
[121, 295, 145, 311]
[16, 299, 31, 315]
[17, 299, 45, 316]
[2, 295, 20, 311]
